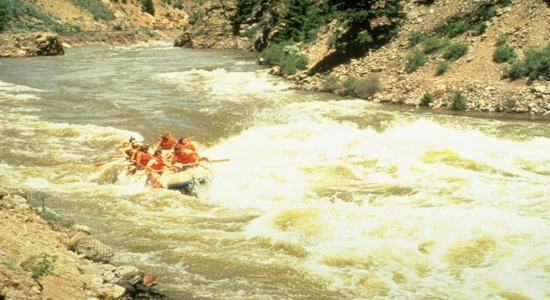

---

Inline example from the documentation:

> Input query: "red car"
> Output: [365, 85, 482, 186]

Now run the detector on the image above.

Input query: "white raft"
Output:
[117, 160, 214, 197]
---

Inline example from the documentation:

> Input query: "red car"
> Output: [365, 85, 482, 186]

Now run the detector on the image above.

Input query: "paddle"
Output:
[92, 157, 127, 167]
[178, 158, 230, 168]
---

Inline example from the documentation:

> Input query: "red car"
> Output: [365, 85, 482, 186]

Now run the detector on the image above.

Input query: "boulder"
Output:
[0, 32, 65, 58]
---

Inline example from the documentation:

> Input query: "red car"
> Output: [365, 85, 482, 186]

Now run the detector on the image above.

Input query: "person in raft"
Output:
[146, 150, 168, 188]
[154, 131, 178, 151]
[117, 136, 136, 157]
[170, 144, 198, 170]
[177, 137, 200, 159]
[135, 144, 153, 171]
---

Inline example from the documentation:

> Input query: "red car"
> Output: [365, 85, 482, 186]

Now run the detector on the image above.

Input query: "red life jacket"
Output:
[158, 137, 177, 150]
[150, 156, 165, 171]
[172, 150, 196, 164]
[139, 152, 153, 167]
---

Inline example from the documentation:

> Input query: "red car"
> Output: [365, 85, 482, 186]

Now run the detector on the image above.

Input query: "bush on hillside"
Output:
[0, 0, 10, 31]
[473, 6, 496, 20]
[422, 37, 446, 54]
[471, 22, 487, 36]
[503, 43, 550, 80]
[322, 76, 341, 92]
[493, 45, 517, 63]
[260, 42, 293, 66]
[261, 43, 308, 75]
[436, 61, 449, 76]
[443, 43, 468, 61]
[406, 49, 428, 73]
[451, 90, 467, 111]
[141, 0, 155, 16]
[497, 0, 512, 7]
[342, 77, 359, 91]
[0, 0, 70, 32]
[446, 21, 469, 38]
[355, 75, 381, 98]
[495, 33, 511, 46]
[72, 0, 115, 20]
[407, 31, 425, 47]
[281, 46, 309, 75]
[336, 75, 381, 98]
[421, 91, 434, 107]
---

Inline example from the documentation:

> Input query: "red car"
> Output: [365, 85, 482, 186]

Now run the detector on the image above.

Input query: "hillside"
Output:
[173, 0, 550, 114]
[0, 0, 190, 52]
[303, 0, 550, 114]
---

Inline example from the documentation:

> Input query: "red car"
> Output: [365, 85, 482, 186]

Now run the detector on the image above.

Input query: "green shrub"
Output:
[141, 0, 155, 15]
[443, 43, 468, 61]
[406, 49, 428, 73]
[342, 77, 359, 91]
[281, 52, 308, 75]
[493, 45, 517, 63]
[422, 37, 444, 54]
[503, 43, 550, 80]
[261, 43, 308, 75]
[436, 61, 449, 75]
[322, 76, 340, 92]
[72, 0, 115, 20]
[473, 6, 496, 20]
[407, 31, 425, 47]
[172, 0, 183, 9]
[451, 90, 467, 111]
[30, 253, 58, 279]
[503, 60, 525, 80]
[355, 75, 381, 98]
[495, 33, 511, 46]
[471, 22, 487, 36]
[421, 91, 434, 107]
[261, 42, 292, 66]
[0, 0, 10, 31]
[1, 0, 69, 32]
[446, 21, 469, 38]
[497, 0, 512, 7]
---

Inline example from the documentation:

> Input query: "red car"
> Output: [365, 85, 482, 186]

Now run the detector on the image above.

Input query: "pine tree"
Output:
[141, 0, 155, 16]
[0, 0, 11, 32]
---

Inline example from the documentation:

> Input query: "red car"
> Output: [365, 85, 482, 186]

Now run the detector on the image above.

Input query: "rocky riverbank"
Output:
[0, 188, 170, 300]
[175, 0, 550, 115]
[284, 1, 550, 115]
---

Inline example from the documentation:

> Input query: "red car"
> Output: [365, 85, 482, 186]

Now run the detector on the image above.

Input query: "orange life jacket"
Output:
[150, 156, 165, 171]
[158, 137, 177, 150]
[139, 152, 153, 167]
[172, 150, 196, 164]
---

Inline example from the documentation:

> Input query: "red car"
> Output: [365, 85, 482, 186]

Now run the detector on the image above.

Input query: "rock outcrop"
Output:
[174, 0, 252, 50]
[0, 32, 65, 58]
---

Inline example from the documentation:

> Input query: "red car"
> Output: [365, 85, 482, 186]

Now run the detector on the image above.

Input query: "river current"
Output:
[1, 40, 550, 299]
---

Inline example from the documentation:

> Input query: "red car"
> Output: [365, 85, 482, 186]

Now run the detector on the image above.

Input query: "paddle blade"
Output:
[209, 158, 230, 163]
[92, 157, 126, 167]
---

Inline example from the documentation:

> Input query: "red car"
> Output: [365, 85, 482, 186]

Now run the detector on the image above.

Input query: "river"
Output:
[1, 40, 550, 300]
